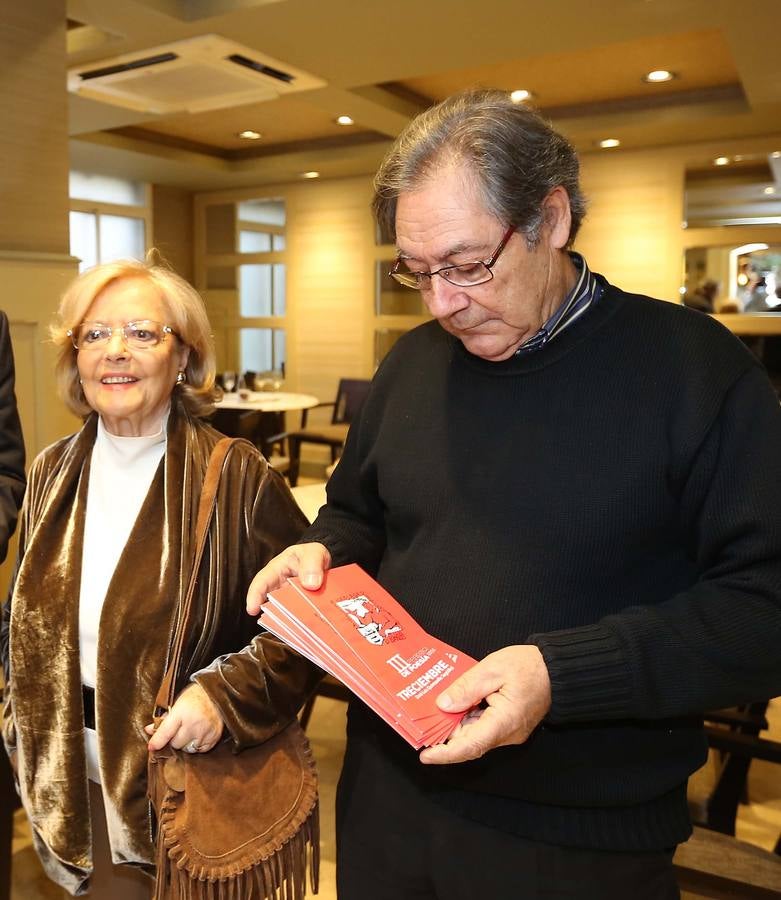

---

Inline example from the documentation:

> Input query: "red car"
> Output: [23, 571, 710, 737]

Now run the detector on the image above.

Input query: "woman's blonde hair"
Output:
[51, 252, 218, 418]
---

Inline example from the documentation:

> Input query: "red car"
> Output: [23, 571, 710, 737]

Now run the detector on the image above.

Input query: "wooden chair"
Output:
[209, 407, 290, 476]
[285, 378, 371, 486]
[688, 700, 781, 844]
[674, 826, 781, 898]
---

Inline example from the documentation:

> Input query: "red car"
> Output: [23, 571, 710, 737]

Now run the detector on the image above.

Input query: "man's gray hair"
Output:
[373, 89, 586, 248]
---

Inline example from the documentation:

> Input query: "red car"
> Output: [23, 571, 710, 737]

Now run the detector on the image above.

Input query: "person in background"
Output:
[745, 275, 770, 312]
[247, 90, 781, 899]
[1, 256, 317, 897]
[0, 310, 25, 564]
[682, 278, 719, 313]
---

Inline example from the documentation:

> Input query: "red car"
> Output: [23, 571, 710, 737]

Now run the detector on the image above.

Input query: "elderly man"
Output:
[248, 90, 781, 899]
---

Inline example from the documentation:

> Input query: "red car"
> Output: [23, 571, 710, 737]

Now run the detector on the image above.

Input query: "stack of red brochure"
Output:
[259, 563, 477, 749]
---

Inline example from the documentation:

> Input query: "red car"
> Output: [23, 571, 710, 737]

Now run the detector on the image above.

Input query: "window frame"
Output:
[69, 183, 153, 268]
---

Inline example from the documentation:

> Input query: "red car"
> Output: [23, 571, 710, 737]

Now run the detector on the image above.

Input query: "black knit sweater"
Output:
[305, 278, 781, 851]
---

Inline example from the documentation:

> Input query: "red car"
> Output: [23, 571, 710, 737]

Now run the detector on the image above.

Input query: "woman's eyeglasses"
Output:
[68, 320, 178, 351]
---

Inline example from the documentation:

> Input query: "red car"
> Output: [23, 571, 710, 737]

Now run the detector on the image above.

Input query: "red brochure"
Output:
[259, 564, 477, 748]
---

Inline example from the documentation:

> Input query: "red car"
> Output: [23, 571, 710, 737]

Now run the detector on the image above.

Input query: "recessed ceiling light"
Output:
[237, 130, 262, 140]
[599, 138, 621, 149]
[643, 69, 676, 83]
[773, 151, 781, 159]
[510, 89, 534, 103]
[335, 115, 354, 126]
[764, 186, 776, 195]
[714, 156, 730, 166]
[301, 171, 320, 179]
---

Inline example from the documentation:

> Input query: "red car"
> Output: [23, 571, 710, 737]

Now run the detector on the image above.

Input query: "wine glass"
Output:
[221, 371, 237, 393]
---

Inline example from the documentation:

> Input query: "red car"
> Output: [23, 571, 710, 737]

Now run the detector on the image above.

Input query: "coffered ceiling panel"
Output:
[398, 29, 737, 110]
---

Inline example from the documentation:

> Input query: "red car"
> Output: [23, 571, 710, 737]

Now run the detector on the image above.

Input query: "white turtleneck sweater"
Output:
[79, 415, 167, 782]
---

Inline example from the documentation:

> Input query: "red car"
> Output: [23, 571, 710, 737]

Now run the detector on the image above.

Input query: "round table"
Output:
[216, 390, 319, 413]
[210, 392, 320, 471]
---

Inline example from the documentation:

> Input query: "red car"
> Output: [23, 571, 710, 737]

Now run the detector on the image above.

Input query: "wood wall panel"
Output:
[0, 256, 81, 455]
[0, 2, 69, 254]
[152, 185, 194, 283]
[285, 177, 375, 402]
[577, 149, 686, 303]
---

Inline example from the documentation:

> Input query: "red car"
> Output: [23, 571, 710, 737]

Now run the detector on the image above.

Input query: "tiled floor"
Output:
[9, 698, 780, 899]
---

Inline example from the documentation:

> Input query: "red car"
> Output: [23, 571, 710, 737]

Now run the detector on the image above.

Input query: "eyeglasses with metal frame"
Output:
[389, 224, 516, 290]
[67, 320, 178, 351]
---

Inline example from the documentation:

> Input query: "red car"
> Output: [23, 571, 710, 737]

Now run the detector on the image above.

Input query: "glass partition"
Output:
[239, 264, 286, 316]
[240, 327, 286, 374]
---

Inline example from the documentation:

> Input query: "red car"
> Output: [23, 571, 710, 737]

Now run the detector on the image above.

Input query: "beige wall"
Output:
[285, 176, 376, 395]
[577, 149, 686, 303]
[1, 257, 81, 456]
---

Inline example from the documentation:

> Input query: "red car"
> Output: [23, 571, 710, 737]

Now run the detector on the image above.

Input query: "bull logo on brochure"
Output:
[335, 593, 405, 645]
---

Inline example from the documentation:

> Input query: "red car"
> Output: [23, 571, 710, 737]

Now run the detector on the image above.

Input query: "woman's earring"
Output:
[176, 371, 186, 385]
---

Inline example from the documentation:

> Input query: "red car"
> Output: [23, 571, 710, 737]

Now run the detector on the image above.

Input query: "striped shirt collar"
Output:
[515, 252, 600, 355]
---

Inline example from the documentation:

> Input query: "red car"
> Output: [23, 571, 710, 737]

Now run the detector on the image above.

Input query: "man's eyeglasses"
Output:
[390, 225, 516, 290]
[67, 320, 178, 351]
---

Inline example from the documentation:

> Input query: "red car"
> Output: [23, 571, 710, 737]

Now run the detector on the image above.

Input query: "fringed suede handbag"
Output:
[148, 437, 319, 900]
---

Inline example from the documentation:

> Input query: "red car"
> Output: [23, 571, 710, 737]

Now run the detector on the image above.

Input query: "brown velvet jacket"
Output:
[1, 401, 319, 896]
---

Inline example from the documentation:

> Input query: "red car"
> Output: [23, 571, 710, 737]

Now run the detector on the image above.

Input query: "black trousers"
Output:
[336, 737, 680, 900]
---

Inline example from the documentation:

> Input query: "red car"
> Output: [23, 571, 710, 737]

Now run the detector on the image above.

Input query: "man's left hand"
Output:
[419, 645, 551, 765]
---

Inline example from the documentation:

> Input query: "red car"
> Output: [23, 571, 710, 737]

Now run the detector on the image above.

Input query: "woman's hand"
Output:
[145, 683, 224, 754]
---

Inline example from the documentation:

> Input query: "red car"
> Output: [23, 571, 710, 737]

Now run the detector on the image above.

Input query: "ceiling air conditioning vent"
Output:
[67, 34, 325, 114]
[78, 52, 179, 81]
[227, 54, 294, 84]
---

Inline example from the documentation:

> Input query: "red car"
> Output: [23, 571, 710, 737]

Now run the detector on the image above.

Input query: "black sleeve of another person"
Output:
[0, 312, 25, 564]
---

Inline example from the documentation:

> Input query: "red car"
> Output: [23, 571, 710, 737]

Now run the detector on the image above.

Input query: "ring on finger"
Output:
[184, 740, 201, 754]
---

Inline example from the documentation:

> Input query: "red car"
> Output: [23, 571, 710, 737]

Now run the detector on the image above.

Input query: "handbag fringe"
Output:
[153, 796, 320, 900]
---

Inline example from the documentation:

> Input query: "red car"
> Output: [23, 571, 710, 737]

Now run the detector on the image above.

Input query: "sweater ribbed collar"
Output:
[451, 272, 624, 376]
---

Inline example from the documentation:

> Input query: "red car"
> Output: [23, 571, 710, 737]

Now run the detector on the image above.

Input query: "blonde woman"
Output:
[1, 255, 317, 897]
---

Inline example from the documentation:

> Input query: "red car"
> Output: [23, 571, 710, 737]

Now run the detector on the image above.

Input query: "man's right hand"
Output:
[246, 542, 331, 616]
